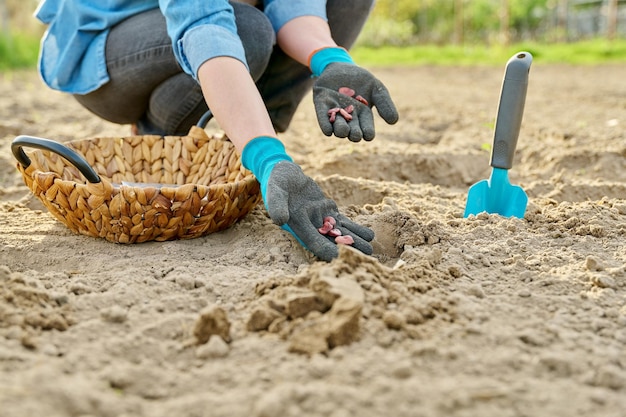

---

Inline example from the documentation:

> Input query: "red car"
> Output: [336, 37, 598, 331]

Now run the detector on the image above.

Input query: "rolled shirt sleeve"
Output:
[159, 0, 248, 78]
[264, 0, 327, 32]
[167, 0, 329, 78]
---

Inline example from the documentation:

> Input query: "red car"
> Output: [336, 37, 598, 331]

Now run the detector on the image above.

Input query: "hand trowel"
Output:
[464, 52, 532, 218]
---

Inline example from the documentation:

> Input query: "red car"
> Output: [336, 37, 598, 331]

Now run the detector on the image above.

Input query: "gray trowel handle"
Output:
[490, 52, 532, 170]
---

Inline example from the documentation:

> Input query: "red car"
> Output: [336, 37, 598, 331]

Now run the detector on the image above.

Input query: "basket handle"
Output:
[12, 110, 213, 184]
[11, 135, 101, 183]
[196, 109, 213, 129]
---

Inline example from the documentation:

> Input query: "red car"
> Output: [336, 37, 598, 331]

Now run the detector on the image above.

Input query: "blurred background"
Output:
[1, 0, 625, 69]
[361, 0, 626, 46]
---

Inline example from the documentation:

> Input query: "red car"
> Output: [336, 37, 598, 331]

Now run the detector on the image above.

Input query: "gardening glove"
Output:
[310, 47, 399, 142]
[242, 136, 375, 261]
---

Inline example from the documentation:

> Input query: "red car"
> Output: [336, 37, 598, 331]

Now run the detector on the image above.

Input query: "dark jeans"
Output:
[74, 0, 374, 136]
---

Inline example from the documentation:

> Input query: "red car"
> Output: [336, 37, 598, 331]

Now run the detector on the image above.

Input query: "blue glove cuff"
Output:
[241, 136, 293, 203]
[309, 47, 355, 77]
[242, 137, 310, 249]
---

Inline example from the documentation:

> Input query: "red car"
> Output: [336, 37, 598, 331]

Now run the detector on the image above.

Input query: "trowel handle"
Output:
[490, 52, 532, 170]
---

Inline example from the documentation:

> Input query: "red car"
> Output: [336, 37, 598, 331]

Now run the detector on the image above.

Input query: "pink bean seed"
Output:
[328, 108, 340, 123]
[328, 228, 342, 237]
[338, 87, 355, 97]
[318, 221, 334, 235]
[319, 216, 354, 246]
[355, 95, 369, 106]
[328, 106, 354, 123]
[338, 108, 353, 121]
[335, 235, 355, 245]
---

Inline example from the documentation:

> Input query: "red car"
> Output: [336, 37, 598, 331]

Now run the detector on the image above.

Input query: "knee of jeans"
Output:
[327, 0, 374, 48]
[232, 3, 275, 80]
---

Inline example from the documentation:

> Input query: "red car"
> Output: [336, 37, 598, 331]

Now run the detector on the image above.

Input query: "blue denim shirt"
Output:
[35, 0, 327, 94]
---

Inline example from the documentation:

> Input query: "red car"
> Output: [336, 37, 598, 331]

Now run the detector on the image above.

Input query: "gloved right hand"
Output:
[265, 160, 374, 261]
[242, 136, 374, 261]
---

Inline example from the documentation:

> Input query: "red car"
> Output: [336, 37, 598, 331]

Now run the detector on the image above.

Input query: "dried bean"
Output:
[338, 86, 369, 107]
[355, 95, 369, 106]
[338, 87, 356, 97]
[319, 215, 355, 247]
[338, 108, 353, 121]
[328, 106, 353, 123]
[328, 228, 342, 237]
[335, 235, 355, 245]
[318, 221, 334, 234]
[328, 108, 341, 123]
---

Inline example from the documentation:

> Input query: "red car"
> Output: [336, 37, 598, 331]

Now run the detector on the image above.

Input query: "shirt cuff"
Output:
[178, 24, 249, 78]
[264, 0, 327, 32]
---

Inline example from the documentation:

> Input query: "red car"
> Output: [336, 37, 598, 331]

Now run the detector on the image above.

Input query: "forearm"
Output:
[197, 15, 341, 150]
[275, 15, 337, 67]
[197, 56, 276, 153]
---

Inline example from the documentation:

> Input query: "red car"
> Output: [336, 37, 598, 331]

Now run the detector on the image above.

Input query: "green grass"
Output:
[0, 31, 40, 70]
[1, 30, 625, 71]
[352, 38, 626, 66]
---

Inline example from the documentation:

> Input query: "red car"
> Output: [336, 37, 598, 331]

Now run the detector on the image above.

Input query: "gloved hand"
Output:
[265, 160, 374, 261]
[310, 48, 399, 142]
[242, 136, 375, 261]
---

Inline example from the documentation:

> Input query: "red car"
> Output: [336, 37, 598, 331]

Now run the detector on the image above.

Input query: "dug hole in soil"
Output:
[1, 64, 625, 417]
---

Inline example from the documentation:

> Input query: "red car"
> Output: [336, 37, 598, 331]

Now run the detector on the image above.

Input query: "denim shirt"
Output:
[35, 0, 327, 94]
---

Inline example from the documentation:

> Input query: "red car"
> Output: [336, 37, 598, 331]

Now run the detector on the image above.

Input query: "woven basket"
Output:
[11, 123, 262, 243]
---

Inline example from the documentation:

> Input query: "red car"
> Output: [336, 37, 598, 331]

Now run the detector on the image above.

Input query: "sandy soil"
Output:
[1, 62, 625, 417]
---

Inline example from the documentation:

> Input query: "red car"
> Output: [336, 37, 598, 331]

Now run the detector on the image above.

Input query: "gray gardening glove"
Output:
[313, 63, 399, 142]
[266, 161, 375, 261]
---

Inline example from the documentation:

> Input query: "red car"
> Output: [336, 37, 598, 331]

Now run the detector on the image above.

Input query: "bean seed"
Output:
[328, 228, 342, 237]
[338, 86, 369, 107]
[318, 215, 355, 247]
[339, 87, 356, 97]
[338, 108, 353, 121]
[355, 95, 369, 106]
[328, 107, 341, 123]
[318, 221, 334, 234]
[335, 235, 355, 245]
[328, 105, 353, 123]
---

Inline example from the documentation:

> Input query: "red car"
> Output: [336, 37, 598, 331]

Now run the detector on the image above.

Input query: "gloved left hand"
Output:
[242, 136, 374, 261]
[310, 48, 399, 142]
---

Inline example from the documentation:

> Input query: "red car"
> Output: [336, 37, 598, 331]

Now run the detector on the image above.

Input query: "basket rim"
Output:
[19, 131, 259, 192]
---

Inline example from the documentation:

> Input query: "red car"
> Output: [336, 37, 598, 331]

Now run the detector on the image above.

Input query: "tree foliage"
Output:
[360, 0, 624, 46]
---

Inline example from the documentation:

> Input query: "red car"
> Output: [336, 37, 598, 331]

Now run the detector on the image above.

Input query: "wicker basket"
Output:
[11, 121, 262, 243]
